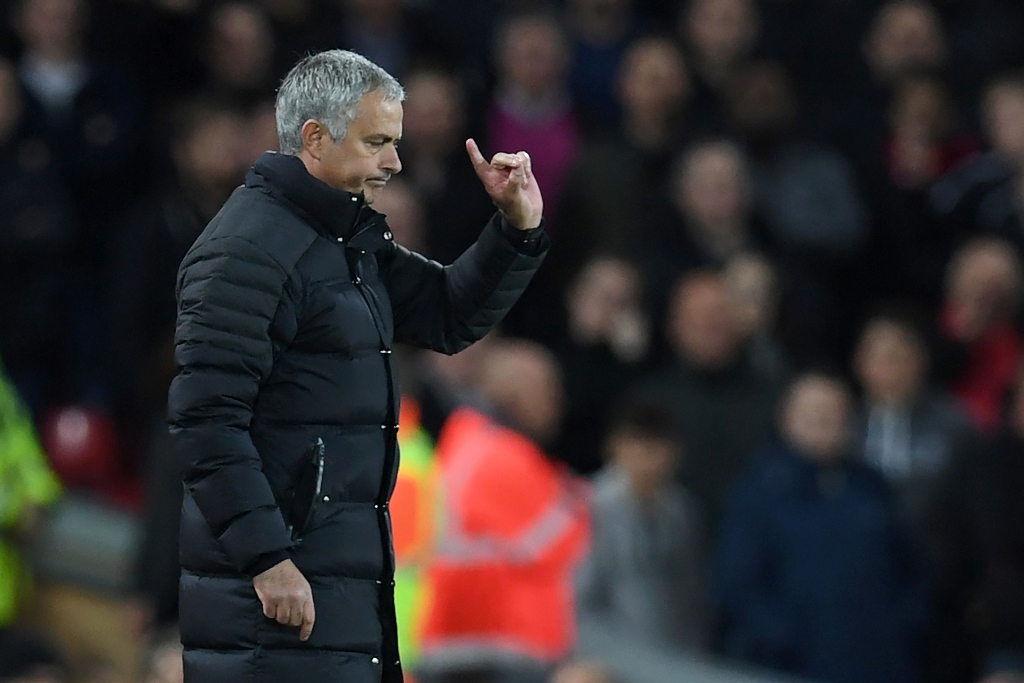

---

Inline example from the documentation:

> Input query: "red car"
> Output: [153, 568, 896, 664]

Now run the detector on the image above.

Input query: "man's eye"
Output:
[369, 140, 384, 149]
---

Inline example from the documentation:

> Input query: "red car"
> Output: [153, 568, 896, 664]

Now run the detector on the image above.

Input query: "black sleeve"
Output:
[378, 212, 549, 354]
[167, 235, 296, 574]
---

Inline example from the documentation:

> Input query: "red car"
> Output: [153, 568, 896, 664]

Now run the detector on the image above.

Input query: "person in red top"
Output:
[937, 238, 1024, 431]
[418, 340, 590, 683]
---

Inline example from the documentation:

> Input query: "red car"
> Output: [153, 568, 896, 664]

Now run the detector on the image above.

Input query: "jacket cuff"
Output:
[497, 214, 548, 256]
[246, 549, 290, 578]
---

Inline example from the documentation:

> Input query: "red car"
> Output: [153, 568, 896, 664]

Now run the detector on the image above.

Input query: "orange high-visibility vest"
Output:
[419, 408, 590, 669]
[391, 396, 438, 668]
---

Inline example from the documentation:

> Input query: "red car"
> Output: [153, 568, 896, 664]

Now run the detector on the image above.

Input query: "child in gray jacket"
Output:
[575, 394, 711, 653]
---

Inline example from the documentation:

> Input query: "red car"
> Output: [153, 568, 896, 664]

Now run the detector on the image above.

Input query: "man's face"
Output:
[985, 86, 1024, 164]
[783, 378, 851, 464]
[678, 145, 748, 226]
[319, 89, 403, 204]
[404, 72, 461, 151]
[610, 434, 677, 500]
[619, 41, 689, 122]
[854, 322, 924, 405]
[669, 277, 743, 370]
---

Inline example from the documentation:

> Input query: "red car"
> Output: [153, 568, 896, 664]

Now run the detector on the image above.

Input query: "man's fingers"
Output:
[288, 601, 304, 627]
[517, 151, 530, 188]
[490, 152, 521, 169]
[465, 138, 487, 168]
[275, 603, 292, 626]
[261, 597, 275, 619]
[509, 163, 526, 188]
[299, 598, 316, 641]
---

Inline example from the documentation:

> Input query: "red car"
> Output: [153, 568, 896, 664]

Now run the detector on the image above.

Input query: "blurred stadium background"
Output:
[2, 0, 1024, 682]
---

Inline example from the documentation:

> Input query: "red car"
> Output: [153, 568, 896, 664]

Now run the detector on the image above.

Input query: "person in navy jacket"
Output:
[713, 370, 928, 683]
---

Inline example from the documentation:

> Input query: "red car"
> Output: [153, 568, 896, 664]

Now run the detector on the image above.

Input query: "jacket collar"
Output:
[245, 151, 393, 252]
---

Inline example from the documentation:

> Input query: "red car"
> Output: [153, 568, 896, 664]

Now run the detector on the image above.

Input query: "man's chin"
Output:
[363, 181, 388, 204]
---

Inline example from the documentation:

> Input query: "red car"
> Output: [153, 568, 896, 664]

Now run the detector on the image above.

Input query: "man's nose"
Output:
[382, 144, 402, 174]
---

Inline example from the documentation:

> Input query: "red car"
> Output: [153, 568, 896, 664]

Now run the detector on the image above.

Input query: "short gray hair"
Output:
[275, 49, 405, 155]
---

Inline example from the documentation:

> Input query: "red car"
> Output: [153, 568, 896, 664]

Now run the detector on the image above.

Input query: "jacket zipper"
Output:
[291, 437, 325, 543]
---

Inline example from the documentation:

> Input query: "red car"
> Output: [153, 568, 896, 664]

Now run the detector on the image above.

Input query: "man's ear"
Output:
[301, 119, 326, 159]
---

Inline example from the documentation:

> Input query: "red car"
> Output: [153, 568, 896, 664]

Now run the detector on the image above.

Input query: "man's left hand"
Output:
[466, 138, 543, 230]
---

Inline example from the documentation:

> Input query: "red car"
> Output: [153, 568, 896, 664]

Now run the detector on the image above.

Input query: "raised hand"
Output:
[466, 138, 543, 230]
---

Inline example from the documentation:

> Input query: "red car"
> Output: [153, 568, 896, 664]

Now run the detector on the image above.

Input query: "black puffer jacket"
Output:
[168, 152, 548, 683]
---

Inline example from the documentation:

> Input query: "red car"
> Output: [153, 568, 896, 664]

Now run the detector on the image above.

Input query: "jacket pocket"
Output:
[287, 437, 325, 543]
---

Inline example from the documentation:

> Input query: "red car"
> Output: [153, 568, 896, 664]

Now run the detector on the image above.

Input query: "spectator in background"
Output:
[399, 62, 495, 264]
[945, 368, 1024, 683]
[202, 1, 277, 108]
[713, 372, 927, 683]
[642, 139, 767, 320]
[14, 0, 143, 404]
[728, 59, 868, 364]
[936, 237, 1024, 431]
[576, 395, 710, 653]
[854, 310, 974, 539]
[729, 60, 867, 258]
[487, 9, 581, 222]
[554, 256, 650, 475]
[14, 0, 143, 267]
[869, 72, 978, 306]
[0, 56, 77, 413]
[677, 0, 759, 130]
[554, 36, 695, 286]
[332, 0, 412, 79]
[837, 0, 949, 175]
[852, 309, 979, 683]
[865, 1, 949, 93]
[722, 252, 789, 379]
[636, 271, 780, 533]
[107, 99, 248, 440]
[885, 74, 978, 192]
[564, 0, 643, 131]
[932, 71, 1024, 256]
[420, 341, 589, 683]
[484, 9, 584, 340]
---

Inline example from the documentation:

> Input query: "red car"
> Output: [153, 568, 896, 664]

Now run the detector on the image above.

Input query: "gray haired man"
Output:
[169, 50, 548, 683]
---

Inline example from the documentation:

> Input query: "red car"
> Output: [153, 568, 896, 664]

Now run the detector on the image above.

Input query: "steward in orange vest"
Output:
[418, 341, 590, 683]
[390, 395, 439, 674]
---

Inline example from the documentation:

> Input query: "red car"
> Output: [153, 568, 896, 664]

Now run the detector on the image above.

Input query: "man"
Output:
[853, 311, 974, 538]
[419, 341, 589, 683]
[168, 50, 548, 683]
[713, 372, 926, 683]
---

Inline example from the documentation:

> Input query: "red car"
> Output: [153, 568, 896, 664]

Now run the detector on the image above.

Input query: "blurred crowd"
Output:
[3, 0, 1024, 681]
